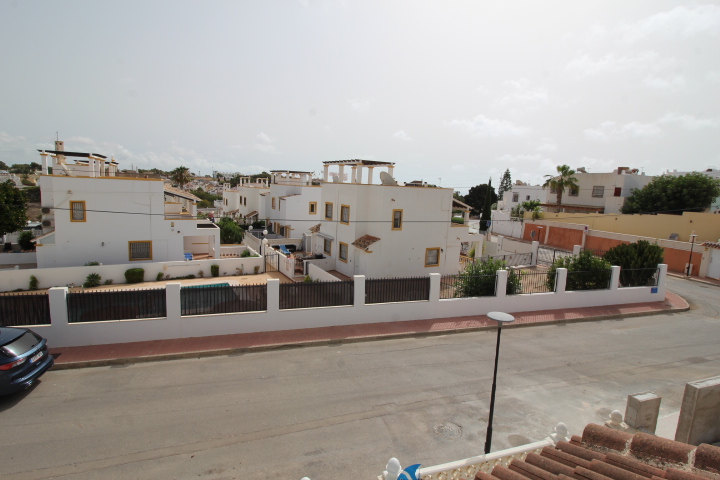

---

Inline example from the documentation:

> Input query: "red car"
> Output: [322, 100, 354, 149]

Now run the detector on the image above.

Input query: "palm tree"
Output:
[171, 166, 192, 189]
[543, 164, 578, 211]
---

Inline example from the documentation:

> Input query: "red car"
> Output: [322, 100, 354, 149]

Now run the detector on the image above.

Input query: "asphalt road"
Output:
[1, 277, 718, 480]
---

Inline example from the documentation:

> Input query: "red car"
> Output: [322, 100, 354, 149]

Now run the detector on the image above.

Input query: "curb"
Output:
[51, 301, 689, 371]
[666, 273, 720, 288]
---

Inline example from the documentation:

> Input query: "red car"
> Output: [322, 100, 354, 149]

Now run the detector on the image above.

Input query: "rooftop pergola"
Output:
[322, 159, 395, 185]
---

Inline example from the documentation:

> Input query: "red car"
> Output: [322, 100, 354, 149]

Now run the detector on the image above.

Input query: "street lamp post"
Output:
[484, 311, 515, 455]
[687, 234, 698, 277]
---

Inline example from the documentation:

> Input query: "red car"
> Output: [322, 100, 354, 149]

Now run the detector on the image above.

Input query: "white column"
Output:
[354, 275, 365, 307]
[350, 166, 357, 183]
[531, 241, 539, 266]
[429, 273, 441, 302]
[556, 268, 568, 293]
[356, 165, 363, 184]
[367, 167, 375, 184]
[323, 166, 329, 182]
[573, 245, 581, 256]
[610, 265, 620, 290]
[266, 278, 280, 313]
[338, 165, 345, 183]
[387, 166, 394, 178]
[496, 270, 508, 298]
[48, 287, 69, 327]
[165, 283, 182, 320]
[656, 264, 668, 298]
[40, 152, 49, 174]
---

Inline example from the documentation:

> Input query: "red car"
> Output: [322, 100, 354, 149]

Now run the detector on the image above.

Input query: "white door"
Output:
[707, 249, 720, 280]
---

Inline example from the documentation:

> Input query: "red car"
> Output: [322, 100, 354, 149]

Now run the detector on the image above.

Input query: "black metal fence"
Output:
[181, 284, 267, 316]
[366, 277, 430, 304]
[279, 280, 354, 309]
[464, 253, 532, 267]
[582, 248, 609, 258]
[67, 288, 166, 323]
[537, 247, 573, 266]
[509, 271, 555, 294]
[440, 274, 497, 298]
[618, 268, 659, 288]
[0, 292, 51, 326]
[565, 269, 612, 291]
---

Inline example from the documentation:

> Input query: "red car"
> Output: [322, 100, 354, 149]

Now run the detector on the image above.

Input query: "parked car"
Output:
[0, 327, 54, 396]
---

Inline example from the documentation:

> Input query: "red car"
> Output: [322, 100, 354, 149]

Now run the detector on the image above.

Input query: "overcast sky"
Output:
[1, 1, 719, 193]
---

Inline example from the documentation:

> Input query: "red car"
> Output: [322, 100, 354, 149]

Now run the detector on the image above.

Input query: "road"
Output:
[1, 277, 719, 480]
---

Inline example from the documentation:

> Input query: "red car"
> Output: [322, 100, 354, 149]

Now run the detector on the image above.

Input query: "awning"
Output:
[317, 232, 334, 241]
[352, 234, 380, 251]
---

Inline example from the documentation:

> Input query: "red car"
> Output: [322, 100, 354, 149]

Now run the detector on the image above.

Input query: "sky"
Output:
[1, 1, 719, 194]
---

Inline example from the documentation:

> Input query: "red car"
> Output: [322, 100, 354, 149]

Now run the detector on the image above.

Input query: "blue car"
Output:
[0, 327, 54, 396]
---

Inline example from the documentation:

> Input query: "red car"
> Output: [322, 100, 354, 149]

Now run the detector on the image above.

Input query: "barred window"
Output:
[392, 209, 403, 230]
[323, 238, 332, 255]
[569, 186, 579, 197]
[325, 202, 333, 220]
[592, 186, 604, 198]
[425, 248, 440, 267]
[70, 201, 86, 222]
[340, 205, 350, 224]
[339, 242, 348, 262]
[512, 193, 519, 202]
[129, 241, 152, 261]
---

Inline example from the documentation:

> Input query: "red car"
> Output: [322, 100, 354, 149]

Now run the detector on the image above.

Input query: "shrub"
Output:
[156, 272, 165, 281]
[84, 261, 100, 266]
[83, 273, 102, 288]
[303, 275, 314, 283]
[241, 249, 252, 258]
[104, 279, 113, 285]
[253, 266, 260, 274]
[125, 268, 145, 284]
[546, 250, 612, 291]
[453, 258, 520, 297]
[603, 240, 664, 287]
[198, 270, 204, 278]
[211, 264, 219, 277]
[467, 247, 475, 258]
[29, 275, 39, 291]
[18, 231, 35, 251]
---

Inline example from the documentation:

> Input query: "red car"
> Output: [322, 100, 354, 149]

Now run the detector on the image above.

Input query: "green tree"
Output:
[454, 258, 521, 297]
[9, 163, 33, 175]
[603, 240, 664, 286]
[547, 250, 612, 291]
[542, 164, 578, 210]
[498, 169, 512, 200]
[218, 217, 244, 244]
[171, 166, 192, 189]
[18, 231, 35, 251]
[0, 160, 8, 170]
[465, 183, 497, 216]
[621, 173, 720, 214]
[0, 180, 28, 238]
[479, 178, 494, 231]
[29, 162, 42, 172]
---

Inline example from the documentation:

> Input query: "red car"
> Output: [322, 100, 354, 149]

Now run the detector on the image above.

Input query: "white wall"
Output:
[491, 210, 525, 238]
[0, 252, 37, 265]
[26, 265, 668, 348]
[307, 263, 340, 281]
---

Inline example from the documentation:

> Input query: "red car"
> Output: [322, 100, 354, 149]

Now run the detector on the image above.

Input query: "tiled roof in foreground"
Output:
[468, 424, 719, 480]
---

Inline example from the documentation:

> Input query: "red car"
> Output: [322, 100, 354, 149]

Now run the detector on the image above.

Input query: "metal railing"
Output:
[67, 288, 167, 323]
[181, 284, 267, 316]
[440, 274, 497, 298]
[509, 270, 555, 294]
[0, 292, 51, 327]
[279, 280, 353, 309]
[460, 253, 532, 269]
[619, 267, 659, 288]
[565, 269, 612, 291]
[366, 277, 430, 304]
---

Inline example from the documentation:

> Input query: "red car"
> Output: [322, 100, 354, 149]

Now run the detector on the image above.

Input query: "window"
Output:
[569, 186, 579, 197]
[70, 201, 86, 222]
[323, 238, 332, 255]
[512, 193, 519, 202]
[525, 195, 530, 201]
[325, 202, 333, 220]
[243, 197, 247, 206]
[339, 242, 348, 262]
[550, 186, 557, 194]
[425, 248, 440, 267]
[592, 186, 604, 198]
[392, 209, 403, 230]
[614, 187, 622, 197]
[129, 241, 152, 261]
[340, 205, 350, 224]
[309, 202, 317, 214]
[224, 198, 228, 206]
[272, 197, 276, 209]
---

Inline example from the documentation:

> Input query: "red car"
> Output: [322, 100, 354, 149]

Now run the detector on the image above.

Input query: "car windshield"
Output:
[1, 332, 41, 357]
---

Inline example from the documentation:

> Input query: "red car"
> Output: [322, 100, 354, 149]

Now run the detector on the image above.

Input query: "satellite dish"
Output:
[380, 171, 397, 186]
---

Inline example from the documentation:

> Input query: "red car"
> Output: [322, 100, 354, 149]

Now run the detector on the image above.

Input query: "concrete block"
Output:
[674, 376, 720, 445]
[625, 392, 661, 434]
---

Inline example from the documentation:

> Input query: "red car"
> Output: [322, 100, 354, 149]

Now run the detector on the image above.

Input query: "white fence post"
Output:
[48, 287, 69, 327]
[531, 241, 539, 266]
[657, 264, 668, 297]
[429, 273, 441, 302]
[266, 278, 280, 313]
[572, 245, 581, 256]
[354, 275, 365, 307]
[556, 268, 568, 293]
[496, 270, 508, 298]
[610, 266, 620, 290]
[166, 282, 181, 320]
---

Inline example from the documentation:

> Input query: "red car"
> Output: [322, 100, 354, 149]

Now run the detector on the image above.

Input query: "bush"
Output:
[29, 275, 39, 291]
[84, 261, 100, 266]
[211, 264, 219, 277]
[547, 250, 612, 291]
[156, 272, 165, 281]
[454, 258, 520, 297]
[467, 247, 475, 258]
[83, 273, 102, 288]
[303, 275, 314, 283]
[18, 231, 35, 251]
[125, 268, 145, 284]
[253, 266, 260, 274]
[198, 270, 204, 278]
[603, 240, 664, 287]
[104, 279, 113, 285]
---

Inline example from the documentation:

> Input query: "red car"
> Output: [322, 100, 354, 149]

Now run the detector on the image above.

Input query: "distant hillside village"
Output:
[1, 139, 720, 288]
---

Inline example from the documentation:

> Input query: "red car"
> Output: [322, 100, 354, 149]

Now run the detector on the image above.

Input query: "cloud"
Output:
[492, 79, 549, 112]
[619, 5, 720, 44]
[584, 113, 719, 141]
[642, 74, 686, 91]
[565, 52, 676, 78]
[446, 114, 531, 137]
[253, 132, 278, 153]
[348, 99, 370, 112]
[393, 130, 411, 141]
[536, 138, 557, 152]
[706, 71, 720, 83]
[0, 132, 26, 146]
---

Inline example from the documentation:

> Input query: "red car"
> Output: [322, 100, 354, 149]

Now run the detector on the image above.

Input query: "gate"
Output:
[536, 246, 573, 266]
[264, 252, 279, 273]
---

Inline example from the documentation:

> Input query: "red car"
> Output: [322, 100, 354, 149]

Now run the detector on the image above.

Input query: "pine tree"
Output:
[498, 169, 512, 200]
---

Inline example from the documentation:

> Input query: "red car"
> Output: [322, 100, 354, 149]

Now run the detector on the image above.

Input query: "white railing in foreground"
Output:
[381, 423, 568, 480]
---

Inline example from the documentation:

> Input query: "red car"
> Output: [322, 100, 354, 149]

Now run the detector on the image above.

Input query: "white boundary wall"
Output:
[0, 252, 37, 266]
[21, 265, 668, 348]
[491, 211, 525, 238]
[0, 254, 263, 292]
[307, 263, 341, 282]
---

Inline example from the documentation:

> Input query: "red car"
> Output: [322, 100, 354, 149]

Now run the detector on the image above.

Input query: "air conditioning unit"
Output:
[42, 219, 54, 228]
[41, 207, 52, 214]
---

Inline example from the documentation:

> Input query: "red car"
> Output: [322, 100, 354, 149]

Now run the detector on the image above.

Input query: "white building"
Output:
[498, 181, 545, 212]
[263, 170, 323, 239]
[542, 167, 654, 214]
[0, 170, 23, 187]
[33, 141, 220, 268]
[220, 176, 271, 221]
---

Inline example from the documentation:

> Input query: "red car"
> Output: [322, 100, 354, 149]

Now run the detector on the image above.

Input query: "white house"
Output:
[33, 141, 220, 268]
[220, 176, 271, 221]
[542, 167, 654, 214]
[498, 181, 545, 212]
[263, 170, 323, 239]
[0, 170, 23, 187]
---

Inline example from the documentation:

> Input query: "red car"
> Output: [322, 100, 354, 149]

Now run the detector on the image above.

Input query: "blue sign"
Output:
[651, 287, 658, 294]
[398, 464, 422, 480]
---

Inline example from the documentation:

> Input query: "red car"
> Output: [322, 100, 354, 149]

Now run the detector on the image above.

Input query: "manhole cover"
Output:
[434, 422, 462, 439]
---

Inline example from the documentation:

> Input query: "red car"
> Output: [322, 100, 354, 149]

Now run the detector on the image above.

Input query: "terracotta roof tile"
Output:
[556, 441, 607, 462]
[572, 467, 616, 480]
[541, 446, 592, 469]
[309, 223, 321, 233]
[509, 459, 560, 480]
[604, 453, 666, 479]
[351, 234, 380, 251]
[701, 241, 720, 250]
[693, 444, 720, 475]
[664, 468, 706, 480]
[628, 433, 694, 467]
[525, 453, 577, 477]
[492, 465, 534, 480]
[588, 458, 647, 480]
[582, 424, 633, 453]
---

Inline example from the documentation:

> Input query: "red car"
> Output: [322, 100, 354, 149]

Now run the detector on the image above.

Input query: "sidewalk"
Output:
[49, 292, 689, 370]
